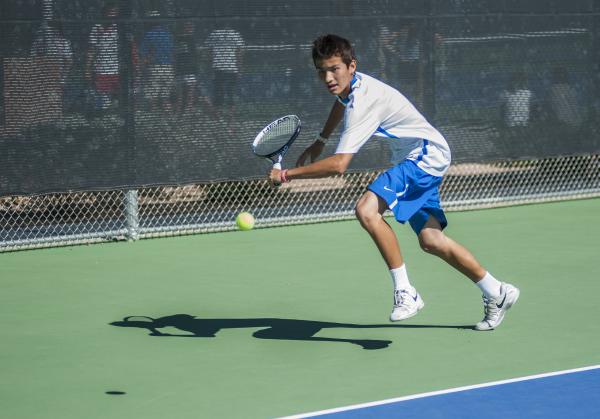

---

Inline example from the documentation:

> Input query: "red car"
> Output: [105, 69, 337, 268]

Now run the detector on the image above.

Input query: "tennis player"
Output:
[269, 34, 520, 330]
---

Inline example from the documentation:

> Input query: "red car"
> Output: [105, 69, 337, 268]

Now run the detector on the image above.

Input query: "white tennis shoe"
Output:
[475, 282, 520, 331]
[390, 287, 424, 321]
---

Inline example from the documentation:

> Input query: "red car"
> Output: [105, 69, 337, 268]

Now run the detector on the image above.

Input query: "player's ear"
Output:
[349, 59, 357, 74]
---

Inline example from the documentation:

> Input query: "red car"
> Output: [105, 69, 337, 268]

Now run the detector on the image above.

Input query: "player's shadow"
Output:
[110, 315, 473, 350]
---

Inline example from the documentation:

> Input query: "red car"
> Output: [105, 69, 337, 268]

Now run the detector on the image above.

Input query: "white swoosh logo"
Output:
[396, 184, 409, 197]
[383, 186, 393, 192]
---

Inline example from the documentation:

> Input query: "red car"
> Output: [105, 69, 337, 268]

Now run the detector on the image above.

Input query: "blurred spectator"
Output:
[139, 12, 175, 112]
[174, 21, 199, 112]
[397, 23, 421, 64]
[377, 24, 397, 82]
[204, 25, 244, 120]
[31, 20, 73, 115]
[397, 23, 424, 107]
[500, 72, 533, 128]
[86, 3, 120, 112]
[31, 20, 73, 86]
[376, 23, 424, 107]
[549, 67, 583, 128]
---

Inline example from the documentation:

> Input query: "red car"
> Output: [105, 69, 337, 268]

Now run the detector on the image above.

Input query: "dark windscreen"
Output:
[1, 0, 598, 196]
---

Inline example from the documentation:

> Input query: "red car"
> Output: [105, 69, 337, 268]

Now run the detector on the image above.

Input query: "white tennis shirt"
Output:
[335, 72, 451, 177]
[205, 28, 245, 73]
[89, 24, 119, 75]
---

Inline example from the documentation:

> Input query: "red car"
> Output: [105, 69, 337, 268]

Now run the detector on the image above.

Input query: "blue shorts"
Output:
[367, 160, 448, 235]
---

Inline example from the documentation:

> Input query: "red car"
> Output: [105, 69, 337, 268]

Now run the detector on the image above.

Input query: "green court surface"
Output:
[1, 199, 600, 418]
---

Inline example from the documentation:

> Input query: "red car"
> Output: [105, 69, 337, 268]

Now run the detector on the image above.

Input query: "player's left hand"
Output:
[269, 168, 282, 186]
[296, 139, 325, 167]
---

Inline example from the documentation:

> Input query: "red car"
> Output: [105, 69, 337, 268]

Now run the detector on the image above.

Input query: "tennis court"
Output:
[2, 198, 599, 418]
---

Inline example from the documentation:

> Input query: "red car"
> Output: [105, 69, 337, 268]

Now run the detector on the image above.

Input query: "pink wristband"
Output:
[280, 169, 289, 183]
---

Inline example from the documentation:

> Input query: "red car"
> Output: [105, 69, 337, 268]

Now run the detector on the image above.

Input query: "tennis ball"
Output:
[236, 212, 255, 231]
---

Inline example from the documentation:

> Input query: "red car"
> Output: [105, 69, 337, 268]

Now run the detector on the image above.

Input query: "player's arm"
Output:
[276, 153, 353, 182]
[275, 98, 381, 183]
[296, 100, 345, 167]
[321, 99, 346, 139]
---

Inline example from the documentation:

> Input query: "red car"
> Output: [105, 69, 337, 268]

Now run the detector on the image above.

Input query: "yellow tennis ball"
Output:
[236, 212, 255, 231]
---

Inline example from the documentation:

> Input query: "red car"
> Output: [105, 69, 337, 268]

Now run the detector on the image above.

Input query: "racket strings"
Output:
[254, 117, 299, 155]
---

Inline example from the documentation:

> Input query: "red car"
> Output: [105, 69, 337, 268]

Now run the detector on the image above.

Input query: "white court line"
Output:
[280, 364, 600, 418]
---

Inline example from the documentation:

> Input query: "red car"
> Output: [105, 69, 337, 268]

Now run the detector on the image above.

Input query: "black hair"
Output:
[312, 34, 356, 67]
[102, 1, 119, 16]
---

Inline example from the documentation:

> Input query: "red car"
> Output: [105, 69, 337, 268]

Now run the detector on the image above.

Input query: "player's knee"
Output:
[354, 202, 377, 228]
[354, 204, 366, 224]
[418, 231, 445, 255]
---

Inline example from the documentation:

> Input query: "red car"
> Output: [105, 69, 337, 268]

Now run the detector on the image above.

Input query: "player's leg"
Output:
[355, 191, 424, 321]
[418, 216, 520, 330]
[417, 216, 486, 281]
[355, 190, 402, 269]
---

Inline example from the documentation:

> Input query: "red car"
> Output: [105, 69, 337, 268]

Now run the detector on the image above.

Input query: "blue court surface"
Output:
[289, 366, 600, 418]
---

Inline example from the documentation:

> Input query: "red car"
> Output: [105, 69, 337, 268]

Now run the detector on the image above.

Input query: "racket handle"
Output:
[272, 162, 282, 188]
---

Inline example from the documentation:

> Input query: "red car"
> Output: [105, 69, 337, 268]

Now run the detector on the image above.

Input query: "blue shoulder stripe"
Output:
[376, 126, 400, 139]
[416, 139, 429, 161]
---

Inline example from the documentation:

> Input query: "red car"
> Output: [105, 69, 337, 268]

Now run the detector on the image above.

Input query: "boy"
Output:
[269, 34, 520, 330]
[86, 3, 120, 111]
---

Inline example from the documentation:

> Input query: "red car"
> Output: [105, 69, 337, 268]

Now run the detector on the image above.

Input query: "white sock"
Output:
[476, 272, 502, 299]
[390, 264, 411, 291]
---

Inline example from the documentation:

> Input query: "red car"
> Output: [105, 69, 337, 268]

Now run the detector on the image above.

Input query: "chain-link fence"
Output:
[2, 154, 599, 252]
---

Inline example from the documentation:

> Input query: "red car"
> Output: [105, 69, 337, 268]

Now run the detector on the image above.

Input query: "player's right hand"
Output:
[269, 167, 282, 187]
[296, 138, 325, 167]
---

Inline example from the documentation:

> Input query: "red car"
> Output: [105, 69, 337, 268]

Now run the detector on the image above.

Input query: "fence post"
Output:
[124, 189, 139, 240]
[119, 4, 138, 241]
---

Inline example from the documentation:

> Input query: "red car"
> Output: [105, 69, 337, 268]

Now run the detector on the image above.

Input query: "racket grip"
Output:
[272, 162, 282, 188]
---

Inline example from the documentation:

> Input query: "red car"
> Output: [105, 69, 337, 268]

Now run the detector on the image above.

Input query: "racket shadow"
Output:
[110, 315, 474, 350]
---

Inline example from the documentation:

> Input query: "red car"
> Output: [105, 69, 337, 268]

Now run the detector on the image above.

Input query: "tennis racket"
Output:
[252, 114, 301, 171]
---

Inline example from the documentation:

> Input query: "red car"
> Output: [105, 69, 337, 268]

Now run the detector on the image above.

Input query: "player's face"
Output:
[316, 55, 356, 98]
